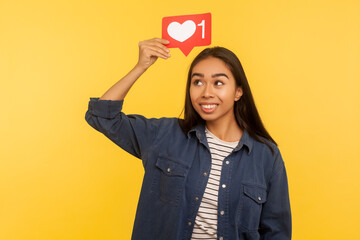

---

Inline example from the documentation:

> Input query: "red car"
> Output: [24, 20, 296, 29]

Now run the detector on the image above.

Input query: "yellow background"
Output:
[1, 0, 359, 239]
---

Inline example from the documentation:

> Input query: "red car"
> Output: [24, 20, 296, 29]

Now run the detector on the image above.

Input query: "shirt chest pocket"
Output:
[151, 156, 189, 207]
[238, 184, 267, 232]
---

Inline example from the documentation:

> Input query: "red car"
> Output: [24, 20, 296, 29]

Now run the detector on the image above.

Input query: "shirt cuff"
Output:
[88, 97, 124, 119]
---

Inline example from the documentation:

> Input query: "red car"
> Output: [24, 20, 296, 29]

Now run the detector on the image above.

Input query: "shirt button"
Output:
[195, 197, 199, 201]
[258, 196, 262, 201]
[220, 210, 225, 215]
[203, 172, 207, 176]
[225, 161, 229, 165]
[222, 184, 226, 188]
[219, 237, 224, 240]
[167, 168, 171, 173]
[188, 221, 192, 226]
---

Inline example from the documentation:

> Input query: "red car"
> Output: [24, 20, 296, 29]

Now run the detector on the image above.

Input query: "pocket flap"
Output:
[155, 157, 188, 177]
[243, 185, 267, 204]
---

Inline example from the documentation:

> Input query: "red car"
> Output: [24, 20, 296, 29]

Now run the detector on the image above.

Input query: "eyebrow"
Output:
[191, 73, 229, 79]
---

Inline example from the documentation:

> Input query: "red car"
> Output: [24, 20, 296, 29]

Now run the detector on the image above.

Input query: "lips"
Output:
[200, 103, 218, 113]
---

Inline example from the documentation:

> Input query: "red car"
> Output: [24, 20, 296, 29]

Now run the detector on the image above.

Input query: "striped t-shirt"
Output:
[190, 127, 238, 239]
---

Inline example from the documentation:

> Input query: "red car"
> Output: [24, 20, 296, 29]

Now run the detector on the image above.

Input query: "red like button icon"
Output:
[162, 13, 211, 56]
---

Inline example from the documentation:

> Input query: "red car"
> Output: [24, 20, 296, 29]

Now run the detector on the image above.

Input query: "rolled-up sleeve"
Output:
[259, 150, 292, 239]
[85, 97, 159, 161]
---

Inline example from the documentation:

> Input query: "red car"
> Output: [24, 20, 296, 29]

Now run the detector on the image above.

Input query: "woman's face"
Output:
[190, 57, 243, 125]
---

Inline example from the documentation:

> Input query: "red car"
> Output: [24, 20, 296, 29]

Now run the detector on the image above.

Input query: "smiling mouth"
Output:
[201, 104, 217, 109]
[200, 104, 218, 113]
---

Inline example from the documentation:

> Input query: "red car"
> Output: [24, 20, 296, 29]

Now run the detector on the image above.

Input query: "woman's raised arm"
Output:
[99, 38, 170, 101]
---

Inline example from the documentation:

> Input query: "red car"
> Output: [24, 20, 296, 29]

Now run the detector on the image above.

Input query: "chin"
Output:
[198, 114, 218, 122]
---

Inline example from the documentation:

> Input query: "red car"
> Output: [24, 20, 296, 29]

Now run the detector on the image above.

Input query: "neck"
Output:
[206, 117, 243, 142]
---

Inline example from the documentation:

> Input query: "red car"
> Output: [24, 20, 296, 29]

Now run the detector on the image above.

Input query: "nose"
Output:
[202, 84, 214, 98]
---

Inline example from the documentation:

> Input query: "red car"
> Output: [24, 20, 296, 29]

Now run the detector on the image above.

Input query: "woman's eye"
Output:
[193, 80, 203, 86]
[215, 81, 224, 86]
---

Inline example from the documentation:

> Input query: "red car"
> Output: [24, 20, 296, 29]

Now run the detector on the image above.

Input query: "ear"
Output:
[234, 86, 243, 101]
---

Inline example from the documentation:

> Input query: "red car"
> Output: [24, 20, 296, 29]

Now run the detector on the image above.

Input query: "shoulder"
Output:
[150, 116, 182, 128]
[148, 117, 187, 138]
[251, 136, 284, 175]
[125, 114, 178, 126]
[246, 132, 279, 157]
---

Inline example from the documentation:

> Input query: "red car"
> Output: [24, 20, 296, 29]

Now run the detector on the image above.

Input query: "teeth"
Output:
[201, 104, 217, 109]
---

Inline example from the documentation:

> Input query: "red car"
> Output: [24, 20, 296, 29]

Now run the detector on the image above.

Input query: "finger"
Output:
[145, 46, 171, 59]
[143, 49, 168, 62]
[140, 39, 169, 53]
[148, 41, 170, 53]
[141, 45, 171, 59]
[153, 37, 170, 45]
[146, 48, 171, 60]
[143, 38, 170, 52]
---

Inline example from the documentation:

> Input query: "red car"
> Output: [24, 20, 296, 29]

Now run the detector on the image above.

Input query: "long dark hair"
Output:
[178, 46, 277, 153]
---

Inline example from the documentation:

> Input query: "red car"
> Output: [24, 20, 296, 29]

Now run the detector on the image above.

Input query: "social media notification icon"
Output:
[162, 13, 211, 56]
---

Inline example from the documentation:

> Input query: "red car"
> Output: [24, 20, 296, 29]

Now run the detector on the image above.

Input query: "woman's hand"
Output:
[135, 38, 171, 71]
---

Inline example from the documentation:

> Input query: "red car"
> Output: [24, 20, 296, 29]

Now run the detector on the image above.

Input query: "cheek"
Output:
[189, 88, 197, 103]
[218, 89, 236, 104]
[189, 89, 201, 111]
[217, 90, 230, 99]
[190, 98, 198, 110]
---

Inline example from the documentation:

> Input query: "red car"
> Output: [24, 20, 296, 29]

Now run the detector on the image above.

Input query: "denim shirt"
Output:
[85, 97, 292, 240]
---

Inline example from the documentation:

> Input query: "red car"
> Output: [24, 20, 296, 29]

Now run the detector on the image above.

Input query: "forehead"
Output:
[192, 57, 232, 76]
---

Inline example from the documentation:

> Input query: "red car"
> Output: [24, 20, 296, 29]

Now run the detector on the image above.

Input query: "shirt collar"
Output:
[187, 124, 253, 155]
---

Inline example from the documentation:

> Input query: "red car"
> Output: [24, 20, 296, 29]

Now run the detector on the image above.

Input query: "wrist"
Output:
[134, 62, 148, 73]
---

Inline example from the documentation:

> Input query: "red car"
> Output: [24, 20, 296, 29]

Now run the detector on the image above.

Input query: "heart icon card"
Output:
[162, 13, 211, 56]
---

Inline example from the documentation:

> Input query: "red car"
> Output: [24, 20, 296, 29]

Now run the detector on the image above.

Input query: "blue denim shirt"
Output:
[85, 97, 291, 240]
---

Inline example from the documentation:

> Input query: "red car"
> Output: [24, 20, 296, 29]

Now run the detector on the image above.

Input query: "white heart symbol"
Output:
[167, 20, 196, 42]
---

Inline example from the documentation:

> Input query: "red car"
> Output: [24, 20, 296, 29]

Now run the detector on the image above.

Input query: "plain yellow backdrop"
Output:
[1, 0, 359, 239]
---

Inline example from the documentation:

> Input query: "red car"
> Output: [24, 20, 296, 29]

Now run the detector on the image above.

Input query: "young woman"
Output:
[85, 38, 291, 240]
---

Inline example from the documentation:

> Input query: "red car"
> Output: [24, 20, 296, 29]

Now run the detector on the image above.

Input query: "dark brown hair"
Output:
[178, 46, 277, 153]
